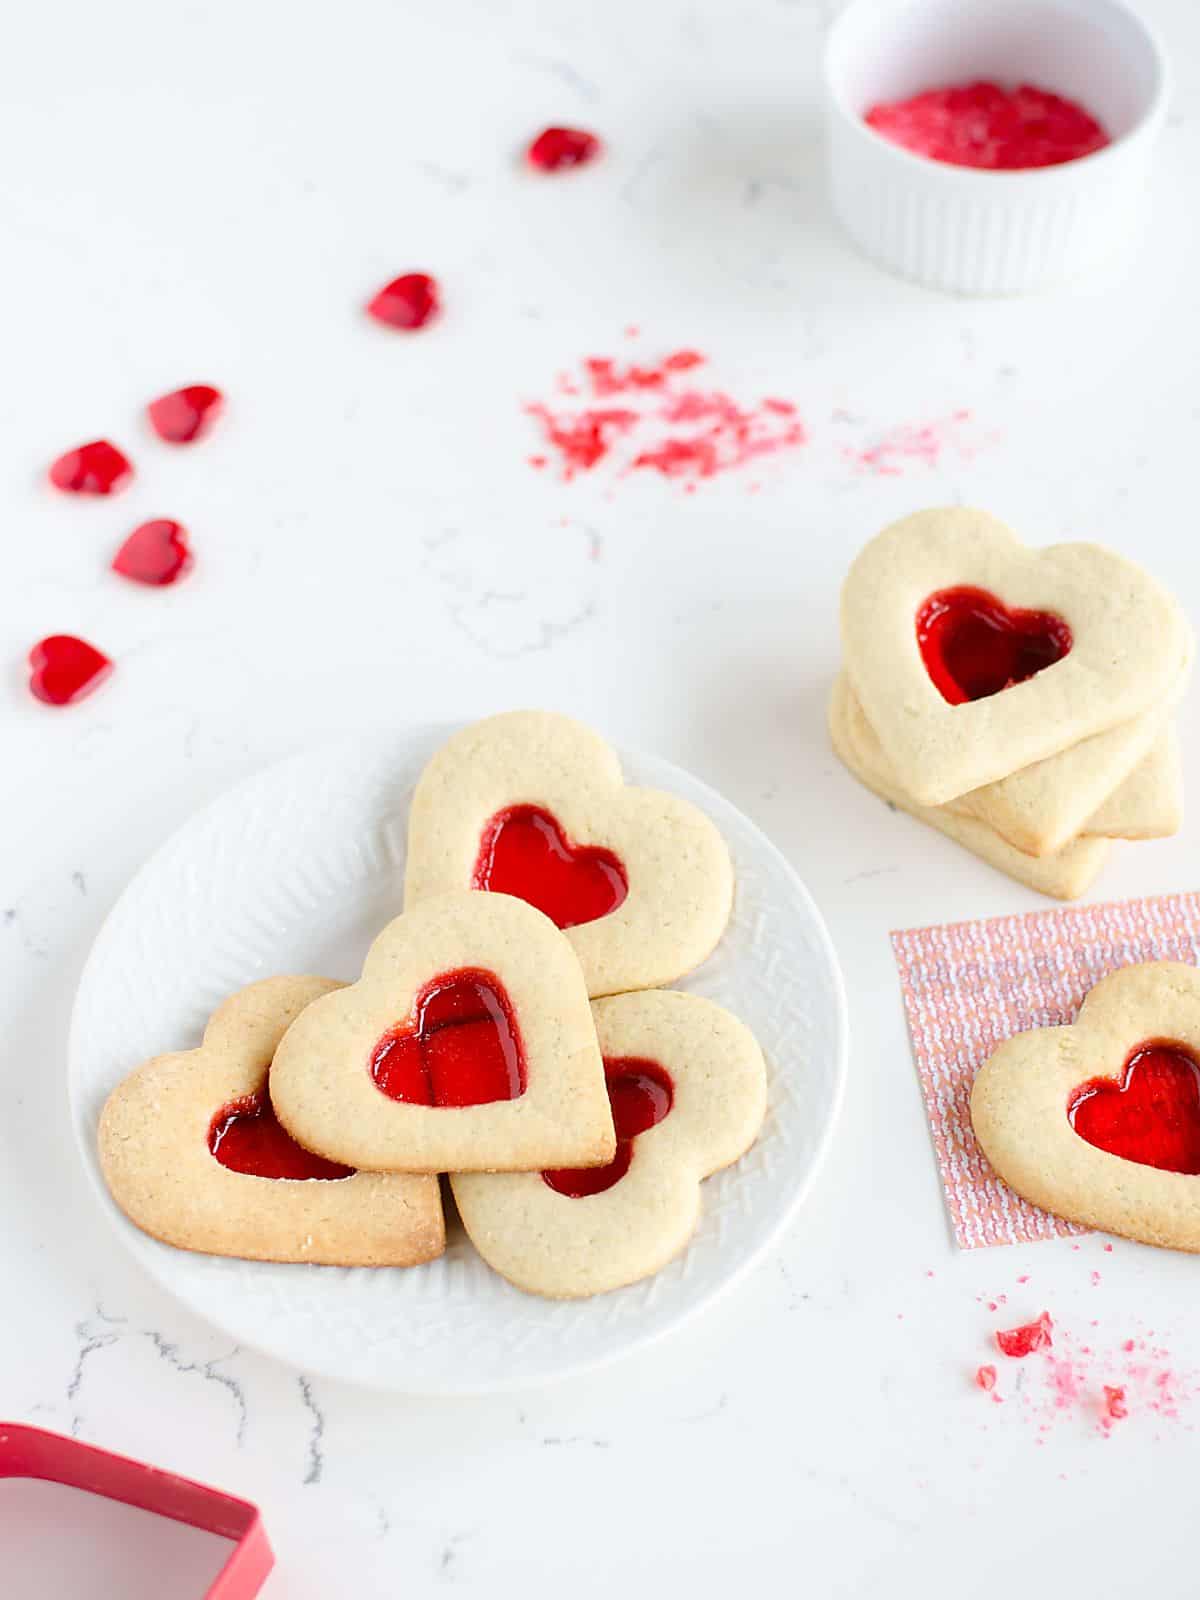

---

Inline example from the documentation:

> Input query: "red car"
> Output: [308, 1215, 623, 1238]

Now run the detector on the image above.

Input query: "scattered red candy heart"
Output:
[147, 384, 223, 444]
[112, 520, 193, 587]
[28, 635, 113, 706]
[526, 126, 602, 172]
[366, 273, 440, 331]
[48, 440, 133, 496]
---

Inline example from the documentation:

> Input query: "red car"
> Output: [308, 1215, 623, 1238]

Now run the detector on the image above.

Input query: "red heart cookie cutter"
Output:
[0, 1422, 273, 1598]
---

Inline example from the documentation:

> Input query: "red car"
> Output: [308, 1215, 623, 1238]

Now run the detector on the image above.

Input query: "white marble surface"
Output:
[4, 0, 1200, 1594]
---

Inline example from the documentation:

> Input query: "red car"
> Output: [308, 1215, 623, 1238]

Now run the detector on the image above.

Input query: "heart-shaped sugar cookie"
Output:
[835, 677, 1183, 855]
[97, 977, 445, 1265]
[269, 891, 615, 1172]
[453, 989, 767, 1297]
[1086, 726, 1182, 841]
[828, 675, 1111, 899]
[841, 508, 1190, 806]
[405, 712, 734, 997]
[971, 962, 1200, 1251]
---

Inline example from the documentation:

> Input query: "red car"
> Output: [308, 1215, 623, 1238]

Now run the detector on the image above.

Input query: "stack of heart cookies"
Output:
[831, 508, 1193, 899]
[97, 712, 767, 1299]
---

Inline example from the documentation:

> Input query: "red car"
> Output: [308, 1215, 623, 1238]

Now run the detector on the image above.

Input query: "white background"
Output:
[3, 0, 1199, 1594]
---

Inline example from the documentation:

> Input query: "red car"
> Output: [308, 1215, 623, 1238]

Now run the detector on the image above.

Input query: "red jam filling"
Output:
[28, 635, 113, 706]
[370, 969, 525, 1106]
[48, 439, 133, 495]
[147, 385, 223, 444]
[916, 586, 1071, 704]
[543, 1058, 673, 1198]
[995, 1311, 1053, 1358]
[527, 126, 603, 172]
[112, 519, 193, 586]
[472, 806, 628, 930]
[864, 81, 1109, 171]
[209, 1090, 354, 1180]
[1069, 1041, 1200, 1174]
[366, 272, 440, 331]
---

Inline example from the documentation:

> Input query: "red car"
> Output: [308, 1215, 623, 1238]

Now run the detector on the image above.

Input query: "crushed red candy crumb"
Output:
[525, 404, 638, 473]
[864, 81, 1109, 171]
[843, 410, 978, 476]
[975, 1365, 997, 1392]
[48, 439, 132, 496]
[527, 126, 602, 172]
[973, 1278, 1198, 1438]
[526, 347, 805, 486]
[1103, 1385, 1128, 1423]
[996, 1311, 1053, 1358]
[367, 272, 440, 331]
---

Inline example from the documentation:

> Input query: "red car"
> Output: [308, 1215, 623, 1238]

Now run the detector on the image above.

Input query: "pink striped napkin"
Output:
[891, 891, 1200, 1248]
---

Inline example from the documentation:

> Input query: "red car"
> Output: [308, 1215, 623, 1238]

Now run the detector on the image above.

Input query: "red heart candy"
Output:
[917, 586, 1072, 704]
[543, 1058, 673, 1197]
[147, 384, 223, 444]
[28, 635, 113, 706]
[112, 519, 193, 586]
[366, 272, 440, 331]
[527, 126, 603, 172]
[1070, 1042, 1200, 1174]
[210, 1089, 354, 1181]
[473, 805, 628, 929]
[371, 968, 526, 1107]
[48, 440, 133, 495]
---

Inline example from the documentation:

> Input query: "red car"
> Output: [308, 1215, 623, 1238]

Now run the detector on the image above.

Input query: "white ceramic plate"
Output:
[69, 730, 847, 1394]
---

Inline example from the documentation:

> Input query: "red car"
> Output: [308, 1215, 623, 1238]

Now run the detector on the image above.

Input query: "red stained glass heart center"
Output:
[370, 969, 526, 1107]
[209, 1089, 354, 1180]
[473, 806, 628, 930]
[1069, 1041, 1200, 1174]
[543, 1058, 673, 1197]
[917, 586, 1071, 705]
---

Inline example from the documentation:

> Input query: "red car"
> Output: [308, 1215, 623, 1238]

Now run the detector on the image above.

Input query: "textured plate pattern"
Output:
[69, 730, 846, 1393]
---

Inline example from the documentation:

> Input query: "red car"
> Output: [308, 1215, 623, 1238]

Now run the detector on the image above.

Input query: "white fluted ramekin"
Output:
[824, 0, 1168, 294]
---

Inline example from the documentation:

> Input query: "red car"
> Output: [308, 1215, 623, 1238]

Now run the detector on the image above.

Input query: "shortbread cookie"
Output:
[829, 677, 1111, 899]
[98, 977, 445, 1266]
[953, 718, 1183, 855]
[1087, 726, 1182, 841]
[841, 507, 1190, 806]
[270, 892, 614, 1173]
[971, 962, 1200, 1251]
[838, 678, 1182, 853]
[404, 711, 733, 997]
[453, 989, 767, 1298]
